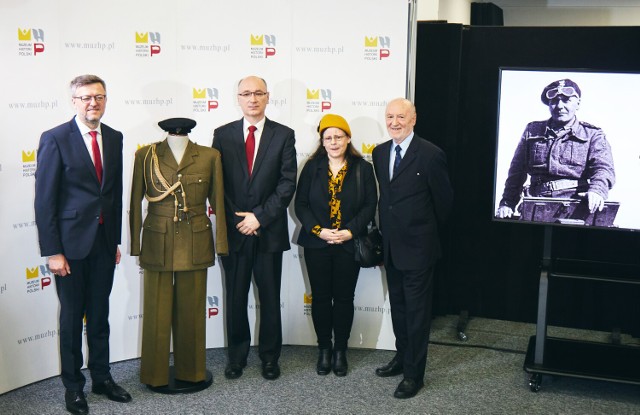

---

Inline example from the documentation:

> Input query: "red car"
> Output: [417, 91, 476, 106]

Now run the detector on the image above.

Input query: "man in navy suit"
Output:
[35, 75, 131, 415]
[212, 76, 297, 381]
[372, 98, 453, 399]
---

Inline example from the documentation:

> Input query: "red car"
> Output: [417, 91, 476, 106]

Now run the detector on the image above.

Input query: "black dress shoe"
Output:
[92, 379, 132, 403]
[393, 378, 424, 399]
[316, 348, 332, 375]
[261, 361, 281, 380]
[224, 363, 245, 379]
[375, 358, 404, 377]
[64, 390, 88, 415]
[332, 350, 348, 377]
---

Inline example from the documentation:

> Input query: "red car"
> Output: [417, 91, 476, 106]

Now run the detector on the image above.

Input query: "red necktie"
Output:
[89, 130, 103, 224]
[89, 131, 103, 184]
[246, 125, 257, 175]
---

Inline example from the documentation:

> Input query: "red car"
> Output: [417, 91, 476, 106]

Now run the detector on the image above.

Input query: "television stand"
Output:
[523, 226, 640, 392]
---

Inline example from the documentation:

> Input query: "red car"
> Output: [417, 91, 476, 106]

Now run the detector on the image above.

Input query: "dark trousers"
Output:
[304, 245, 360, 351]
[55, 225, 115, 392]
[140, 270, 207, 386]
[221, 238, 283, 364]
[385, 256, 435, 381]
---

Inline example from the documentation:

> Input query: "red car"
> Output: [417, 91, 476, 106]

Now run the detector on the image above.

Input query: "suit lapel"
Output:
[101, 126, 119, 189]
[377, 141, 392, 184]
[392, 137, 417, 181]
[232, 120, 251, 179]
[177, 140, 197, 172]
[156, 140, 179, 171]
[316, 156, 330, 206]
[69, 120, 101, 186]
[251, 118, 272, 179]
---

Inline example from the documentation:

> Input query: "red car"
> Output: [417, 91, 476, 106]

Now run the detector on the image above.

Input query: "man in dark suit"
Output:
[34, 75, 131, 415]
[372, 98, 453, 399]
[212, 76, 297, 381]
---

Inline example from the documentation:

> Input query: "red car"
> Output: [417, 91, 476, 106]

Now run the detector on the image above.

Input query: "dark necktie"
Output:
[89, 130, 103, 184]
[246, 125, 257, 175]
[89, 130, 103, 224]
[392, 145, 402, 178]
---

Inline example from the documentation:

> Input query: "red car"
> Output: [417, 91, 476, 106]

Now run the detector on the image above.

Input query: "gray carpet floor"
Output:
[1, 315, 639, 414]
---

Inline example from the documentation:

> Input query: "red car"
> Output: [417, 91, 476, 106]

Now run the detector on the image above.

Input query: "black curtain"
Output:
[415, 23, 640, 336]
[471, 3, 504, 26]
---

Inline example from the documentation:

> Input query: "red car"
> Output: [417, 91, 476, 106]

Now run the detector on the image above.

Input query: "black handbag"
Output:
[353, 161, 383, 268]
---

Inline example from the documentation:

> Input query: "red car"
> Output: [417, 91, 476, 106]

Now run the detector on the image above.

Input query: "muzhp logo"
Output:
[192, 87, 219, 112]
[364, 36, 391, 61]
[18, 28, 45, 56]
[135, 31, 161, 57]
[306, 88, 332, 113]
[250, 34, 276, 59]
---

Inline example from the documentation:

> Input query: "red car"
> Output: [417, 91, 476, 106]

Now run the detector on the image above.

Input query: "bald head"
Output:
[385, 98, 417, 144]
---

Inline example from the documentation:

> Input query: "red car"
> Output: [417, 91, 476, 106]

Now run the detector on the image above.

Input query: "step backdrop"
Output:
[0, 0, 412, 393]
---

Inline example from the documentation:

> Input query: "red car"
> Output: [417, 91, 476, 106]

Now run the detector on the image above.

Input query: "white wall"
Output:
[417, 0, 640, 26]
[485, 0, 640, 26]
[416, 0, 472, 24]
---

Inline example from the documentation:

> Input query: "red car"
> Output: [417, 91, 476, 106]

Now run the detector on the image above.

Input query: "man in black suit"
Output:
[212, 76, 297, 381]
[34, 75, 131, 414]
[372, 98, 453, 399]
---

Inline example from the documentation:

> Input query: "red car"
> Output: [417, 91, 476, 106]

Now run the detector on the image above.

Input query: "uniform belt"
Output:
[531, 179, 588, 193]
[147, 204, 206, 217]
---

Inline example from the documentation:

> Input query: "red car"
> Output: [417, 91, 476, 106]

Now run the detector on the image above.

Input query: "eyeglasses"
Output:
[73, 95, 106, 103]
[545, 86, 578, 100]
[238, 91, 268, 98]
[323, 135, 347, 143]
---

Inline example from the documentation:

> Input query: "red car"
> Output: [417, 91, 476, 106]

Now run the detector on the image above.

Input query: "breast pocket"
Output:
[184, 174, 210, 203]
[141, 215, 167, 267]
[526, 137, 549, 169]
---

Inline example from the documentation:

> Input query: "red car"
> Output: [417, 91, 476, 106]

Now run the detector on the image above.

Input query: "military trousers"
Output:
[140, 269, 207, 386]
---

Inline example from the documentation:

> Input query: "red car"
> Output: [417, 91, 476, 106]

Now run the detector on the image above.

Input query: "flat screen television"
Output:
[492, 68, 640, 232]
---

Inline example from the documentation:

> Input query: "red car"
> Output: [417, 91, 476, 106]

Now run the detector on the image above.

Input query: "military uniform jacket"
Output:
[499, 118, 615, 209]
[130, 139, 228, 272]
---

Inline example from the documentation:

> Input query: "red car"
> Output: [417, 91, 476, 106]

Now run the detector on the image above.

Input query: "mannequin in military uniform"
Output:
[130, 118, 227, 388]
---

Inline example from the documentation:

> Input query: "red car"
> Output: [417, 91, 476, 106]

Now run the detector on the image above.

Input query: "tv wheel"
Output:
[529, 373, 542, 392]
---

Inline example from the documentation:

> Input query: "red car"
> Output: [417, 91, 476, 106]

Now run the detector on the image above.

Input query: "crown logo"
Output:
[362, 143, 376, 155]
[364, 36, 378, 47]
[18, 28, 31, 41]
[22, 150, 36, 162]
[250, 34, 264, 45]
[192, 88, 206, 99]
[303, 293, 313, 304]
[135, 32, 149, 43]
[306, 89, 319, 100]
[26, 267, 39, 279]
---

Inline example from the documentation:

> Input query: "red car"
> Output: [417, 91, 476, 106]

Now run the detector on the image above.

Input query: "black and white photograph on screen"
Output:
[493, 68, 640, 231]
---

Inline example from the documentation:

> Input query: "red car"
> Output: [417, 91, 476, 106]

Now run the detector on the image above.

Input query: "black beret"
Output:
[158, 117, 197, 135]
[541, 79, 581, 105]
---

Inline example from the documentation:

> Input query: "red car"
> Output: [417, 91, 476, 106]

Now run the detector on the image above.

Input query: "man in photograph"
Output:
[496, 79, 615, 219]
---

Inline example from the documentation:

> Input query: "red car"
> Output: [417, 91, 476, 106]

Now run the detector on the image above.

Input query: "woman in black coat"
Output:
[295, 114, 377, 376]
